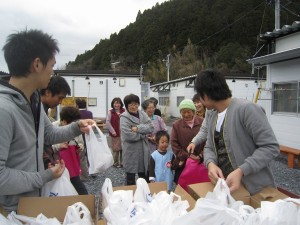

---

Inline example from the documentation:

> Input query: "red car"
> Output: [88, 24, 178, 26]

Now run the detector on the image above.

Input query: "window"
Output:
[177, 96, 185, 107]
[158, 97, 170, 106]
[272, 82, 299, 114]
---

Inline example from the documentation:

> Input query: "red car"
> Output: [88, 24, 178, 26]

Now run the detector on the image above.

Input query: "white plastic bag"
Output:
[102, 178, 189, 225]
[85, 126, 113, 174]
[7, 211, 61, 225]
[63, 202, 93, 225]
[42, 168, 78, 197]
[133, 178, 153, 203]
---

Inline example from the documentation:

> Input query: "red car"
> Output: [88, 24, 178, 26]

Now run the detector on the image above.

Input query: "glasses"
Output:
[128, 103, 139, 107]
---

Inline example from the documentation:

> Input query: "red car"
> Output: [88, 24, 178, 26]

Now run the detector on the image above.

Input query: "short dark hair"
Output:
[194, 69, 232, 101]
[40, 75, 71, 96]
[192, 93, 200, 102]
[155, 130, 170, 144]
[149, 97, 158, 106]
[60, 106, 81, 124]
[111, 97, 124, 109]
[141, 99, 155, 110]
[123, 94, 140, 110]
[2, 29, 59, 77]
[76, 98, 87, 109]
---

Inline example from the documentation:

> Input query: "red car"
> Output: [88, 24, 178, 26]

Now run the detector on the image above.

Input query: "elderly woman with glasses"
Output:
[120, 94, 154, 185]
[141, 99, 168, 154]
[171, 99, 209, 190]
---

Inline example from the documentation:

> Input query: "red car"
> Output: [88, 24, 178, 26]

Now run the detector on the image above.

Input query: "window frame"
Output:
[272, 81, 299, 116]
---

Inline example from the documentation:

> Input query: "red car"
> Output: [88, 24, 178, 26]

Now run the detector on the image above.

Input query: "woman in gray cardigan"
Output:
[193, 69, 280, 195]
[120, 94, 154, 185]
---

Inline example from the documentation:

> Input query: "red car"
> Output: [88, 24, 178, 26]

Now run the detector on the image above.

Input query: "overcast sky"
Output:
[0, 0, 168, 73]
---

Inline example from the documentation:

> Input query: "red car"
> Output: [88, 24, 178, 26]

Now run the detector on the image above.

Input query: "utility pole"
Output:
[163, 54, 170, 82]
[275, 0, 280, 30]
[140, 64, 144, 84]
[111, 61, 120, 83]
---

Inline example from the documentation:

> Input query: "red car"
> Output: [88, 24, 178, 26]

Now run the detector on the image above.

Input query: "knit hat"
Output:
[179, 99, 196, 111]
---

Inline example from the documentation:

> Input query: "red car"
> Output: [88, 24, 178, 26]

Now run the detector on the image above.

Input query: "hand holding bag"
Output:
[42, 168, 78, 197]
[85, 126, 114, 174]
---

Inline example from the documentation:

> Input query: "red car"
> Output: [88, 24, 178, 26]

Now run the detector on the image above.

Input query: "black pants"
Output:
[126, 172, 149, 185]
[70, 176, 88, 195]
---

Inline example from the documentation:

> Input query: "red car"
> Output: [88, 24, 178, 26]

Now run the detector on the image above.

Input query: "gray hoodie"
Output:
[0, 81, 82, 212]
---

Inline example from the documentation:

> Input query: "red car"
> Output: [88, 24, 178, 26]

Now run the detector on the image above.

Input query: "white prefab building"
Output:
[150, 75, 264, 118]
[247, 21, 300, 148]
[55, 70, 142, 118]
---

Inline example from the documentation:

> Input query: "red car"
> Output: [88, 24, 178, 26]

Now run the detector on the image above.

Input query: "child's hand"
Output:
[189, 154, 200, 161]
[59, 142, 68, 149]
[179, 161, 184, 166]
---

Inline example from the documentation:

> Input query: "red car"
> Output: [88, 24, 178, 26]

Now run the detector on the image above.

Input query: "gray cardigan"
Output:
[120, 110, 154, 174]
[204, 98, 280, 194]
[191, 110, 212, 145]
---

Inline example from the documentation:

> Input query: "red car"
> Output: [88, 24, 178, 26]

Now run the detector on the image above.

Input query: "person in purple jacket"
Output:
[76, 98, 93, 119]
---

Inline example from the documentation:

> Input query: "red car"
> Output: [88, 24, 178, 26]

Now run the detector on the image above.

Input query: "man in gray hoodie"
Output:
[193, 69, 280, 195]
[0, 29, 95, 213]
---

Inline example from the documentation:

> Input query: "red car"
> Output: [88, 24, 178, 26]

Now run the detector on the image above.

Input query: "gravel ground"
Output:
[85, 121, 300, 217]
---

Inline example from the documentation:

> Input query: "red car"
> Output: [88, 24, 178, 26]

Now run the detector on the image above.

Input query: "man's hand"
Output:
[78, 119, 95, 133]
[207, 162, 224, 184]
[186, 142, 195, 154]
[226, 168, 243, 193]
[49, 160, 65, 179]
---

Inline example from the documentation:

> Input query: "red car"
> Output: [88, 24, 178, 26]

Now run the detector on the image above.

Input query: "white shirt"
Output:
[216, 108, 227, 132]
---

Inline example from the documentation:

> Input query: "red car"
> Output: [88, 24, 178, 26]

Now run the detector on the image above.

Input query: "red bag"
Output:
[178, 158, 210, 192]
[59, 145, 81, 178]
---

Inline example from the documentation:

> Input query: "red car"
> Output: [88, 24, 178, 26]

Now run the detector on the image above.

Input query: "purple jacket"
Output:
[79, 109, 93, 119]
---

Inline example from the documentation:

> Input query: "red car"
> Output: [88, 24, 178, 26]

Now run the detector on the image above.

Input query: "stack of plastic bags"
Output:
[172, 179, 300, 225]
[102, 178, 300, 225]
[101, 178, 190, 225]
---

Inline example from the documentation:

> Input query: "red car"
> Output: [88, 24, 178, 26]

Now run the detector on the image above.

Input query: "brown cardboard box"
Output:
[188, 182, 251, 205]
[18, 195, 99, 224]
[250, 186, 289, 208]
[174, 184, 196, 211]
[113, 181, 167, 193]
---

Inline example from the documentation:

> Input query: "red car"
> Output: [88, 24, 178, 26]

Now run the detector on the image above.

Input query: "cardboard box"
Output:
[112, 181, 167, 193]
[18, 195, 99, 224]
[174, 184, 196, 211]
[250, 186, 289, 208]
[188, 182, 251, 205]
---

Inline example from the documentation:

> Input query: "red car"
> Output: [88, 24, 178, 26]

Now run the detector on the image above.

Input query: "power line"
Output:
[196, 1, 265, 46]
[280, 3, 300, 18]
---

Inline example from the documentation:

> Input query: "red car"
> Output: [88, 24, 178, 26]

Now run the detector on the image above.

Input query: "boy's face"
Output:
[44, 90, 67, 109]
[200, 94, 214, 110]
[158, 136, 169, 151]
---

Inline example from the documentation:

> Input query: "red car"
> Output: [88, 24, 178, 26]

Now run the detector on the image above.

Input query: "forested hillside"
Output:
[67, 0, 300, 83]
